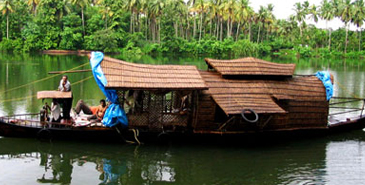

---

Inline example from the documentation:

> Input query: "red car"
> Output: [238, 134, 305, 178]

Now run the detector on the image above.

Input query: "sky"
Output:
[250, 0, 360, 31]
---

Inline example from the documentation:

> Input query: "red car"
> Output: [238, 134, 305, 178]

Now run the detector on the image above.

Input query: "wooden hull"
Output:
[0, 121, 121, 141]
[1, 116, 365, 143]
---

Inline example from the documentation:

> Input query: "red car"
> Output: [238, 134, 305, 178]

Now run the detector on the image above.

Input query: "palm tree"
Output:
[220, 0, 235, 39]
[27, 0, 40, 15]
[99, 3, 114, 29]
[195, 0, 206, 41]
[70, 0, 90, 36]
[338, 0, 353, 54]
[256, 6, 266, 43]
[235, 0, 250, 41]
[264, 4, 274, 41]
[148, 0, 165, 43]
[320, 0, 336, 50]
[125, 0, 142, 33]
[352, 0, 365, 52]
[293, 2, 308, 38]
[0, 0, 14, 39]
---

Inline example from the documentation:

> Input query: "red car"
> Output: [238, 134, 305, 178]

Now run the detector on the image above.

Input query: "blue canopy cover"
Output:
[90, 52, 128, 127]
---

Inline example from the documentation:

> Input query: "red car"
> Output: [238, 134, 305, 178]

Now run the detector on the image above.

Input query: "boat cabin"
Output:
[98, 56, 329, 134]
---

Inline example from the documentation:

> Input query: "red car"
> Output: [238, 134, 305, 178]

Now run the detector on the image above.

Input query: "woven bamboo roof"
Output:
[100, 56, 208, 90]
[205, 57, 296, 77]
[37, 91, 72, 99]
[200, 71, 326, 115]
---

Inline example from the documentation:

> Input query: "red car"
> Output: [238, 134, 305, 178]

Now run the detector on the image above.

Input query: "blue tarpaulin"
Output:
[90, 51, 128, 127]
[315, 71, 333, 101]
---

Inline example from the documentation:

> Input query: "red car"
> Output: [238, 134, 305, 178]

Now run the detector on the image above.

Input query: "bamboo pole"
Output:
[48, 69, 92, 74]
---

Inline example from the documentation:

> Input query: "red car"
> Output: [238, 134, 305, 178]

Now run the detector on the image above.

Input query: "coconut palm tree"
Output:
[27, 0, 40, 15]
[338, 0, 353, 54]
[293, 2, 308, 38]
[256, 6, 267, 43]
[195, 0, 206, 41]
[148, 0, 165, 43]
[235, 0, 250, 41]
[70, 0, 90, 36]
[320, 0, 336, 50]
[352, 0, 365, 52]
[0, 0, 14, 39]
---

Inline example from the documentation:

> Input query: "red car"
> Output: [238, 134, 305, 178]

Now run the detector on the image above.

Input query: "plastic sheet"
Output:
[315, 71, 333, 101]
[90, 52, 128, 127]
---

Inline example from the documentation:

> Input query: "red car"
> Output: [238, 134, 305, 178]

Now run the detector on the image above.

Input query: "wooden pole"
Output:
[48, 69, 92, 74]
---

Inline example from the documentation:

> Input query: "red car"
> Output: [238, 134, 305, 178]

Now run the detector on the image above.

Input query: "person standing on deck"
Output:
[58, 75, 72, 120]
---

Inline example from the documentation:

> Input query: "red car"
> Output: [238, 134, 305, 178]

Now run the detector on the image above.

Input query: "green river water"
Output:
[1, 53, 365, 184]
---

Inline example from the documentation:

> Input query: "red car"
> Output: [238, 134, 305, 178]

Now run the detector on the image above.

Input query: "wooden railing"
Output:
[329, 97, 365, 117]
[0, 113, 42, 127]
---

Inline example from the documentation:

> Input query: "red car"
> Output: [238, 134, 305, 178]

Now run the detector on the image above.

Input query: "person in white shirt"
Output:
[58, 75, 72, 119]
[51, 99, 61, 122]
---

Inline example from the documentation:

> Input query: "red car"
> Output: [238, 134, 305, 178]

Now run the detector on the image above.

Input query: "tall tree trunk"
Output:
[6, 14, 9, 39]
[235, 22, 240, 41]
[220, 17, 223, 41]
[227, 18, 230, 38]
[174, 22, 178, 37]
[199, 11, 203, 41]
[193, 13, 196, 39]
[158, 19, 161, 43]
[229, 20, 233, 37]
[216, 17, 219, 40]
[257, 25, 261, 43]
[329, 28, 332, 50]
[359, 28, 362, 52]
[209, 19, 212, 36]
[105, 14, 108, 29]
[248, 22, 251, 41]
[145, 16, 148, 41]
[81, 8, 85, 36]
[130, 11, 134, 33]
[345, 22, 348, 54]
[137, 13, 141, 32]
[186, 14, 190, 40]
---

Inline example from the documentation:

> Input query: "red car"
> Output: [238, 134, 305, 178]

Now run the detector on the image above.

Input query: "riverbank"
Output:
[3, 38, 364, 60]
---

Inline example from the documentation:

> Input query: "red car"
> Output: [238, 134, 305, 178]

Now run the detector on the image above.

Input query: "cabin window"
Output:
[117, 90, 193, 130]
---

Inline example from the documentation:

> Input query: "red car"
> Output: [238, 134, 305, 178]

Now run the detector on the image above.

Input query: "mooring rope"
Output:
[334, 80, 361, 99]
[0, 62, 90, 94]
[0, 75, 93, 103]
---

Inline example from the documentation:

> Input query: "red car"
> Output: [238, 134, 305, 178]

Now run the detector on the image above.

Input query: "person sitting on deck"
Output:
[75, 99, 108, 121]
[40, 102, 51, 122]
[51, 99, 61, 122]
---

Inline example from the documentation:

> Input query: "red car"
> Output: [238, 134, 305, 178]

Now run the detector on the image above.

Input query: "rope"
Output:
[0, 62, 90, 94]
[0, 75, 93, 103]
[335, 80, 360, 99]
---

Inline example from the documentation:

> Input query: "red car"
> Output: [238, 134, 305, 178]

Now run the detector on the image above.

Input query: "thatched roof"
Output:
[100, 56, 208, 90]
[37, 91, 72, 99]
[199, 71, 326, 115]
[205, 57, 296, 77]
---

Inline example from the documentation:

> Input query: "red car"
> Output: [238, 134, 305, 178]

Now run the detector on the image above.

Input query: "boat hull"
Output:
[1, 116, 365, 143]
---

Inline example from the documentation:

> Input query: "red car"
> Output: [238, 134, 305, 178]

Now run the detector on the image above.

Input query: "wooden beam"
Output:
[48, 69, 92, 74]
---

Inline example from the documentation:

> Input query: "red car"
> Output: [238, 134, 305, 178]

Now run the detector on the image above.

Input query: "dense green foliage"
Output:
[0, 0, 365, 58]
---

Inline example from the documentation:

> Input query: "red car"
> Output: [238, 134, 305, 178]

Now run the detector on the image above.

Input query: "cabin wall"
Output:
[193, 90, 217, 130]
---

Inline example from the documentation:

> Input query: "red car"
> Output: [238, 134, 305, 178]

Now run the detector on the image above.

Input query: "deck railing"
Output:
[0, 113, 73, 128]
[0, 113, 42, 127]
[329, 97, 365, 117]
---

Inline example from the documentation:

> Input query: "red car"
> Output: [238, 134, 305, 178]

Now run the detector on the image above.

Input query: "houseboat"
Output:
[0, 52, 364, 143]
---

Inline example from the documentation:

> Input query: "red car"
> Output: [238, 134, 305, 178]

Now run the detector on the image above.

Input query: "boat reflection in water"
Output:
[1, 132, 365, 184]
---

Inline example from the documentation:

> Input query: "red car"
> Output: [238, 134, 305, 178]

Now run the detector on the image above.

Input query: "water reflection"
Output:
[0, 133, 365, 184]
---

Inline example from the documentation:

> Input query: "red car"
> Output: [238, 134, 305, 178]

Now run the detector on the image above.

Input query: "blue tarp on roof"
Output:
[90, 51, 128, 128]
[315, 71, 333, 101]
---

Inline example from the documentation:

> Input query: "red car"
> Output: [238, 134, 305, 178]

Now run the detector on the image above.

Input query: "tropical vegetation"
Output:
[0, 0, 364, 58]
